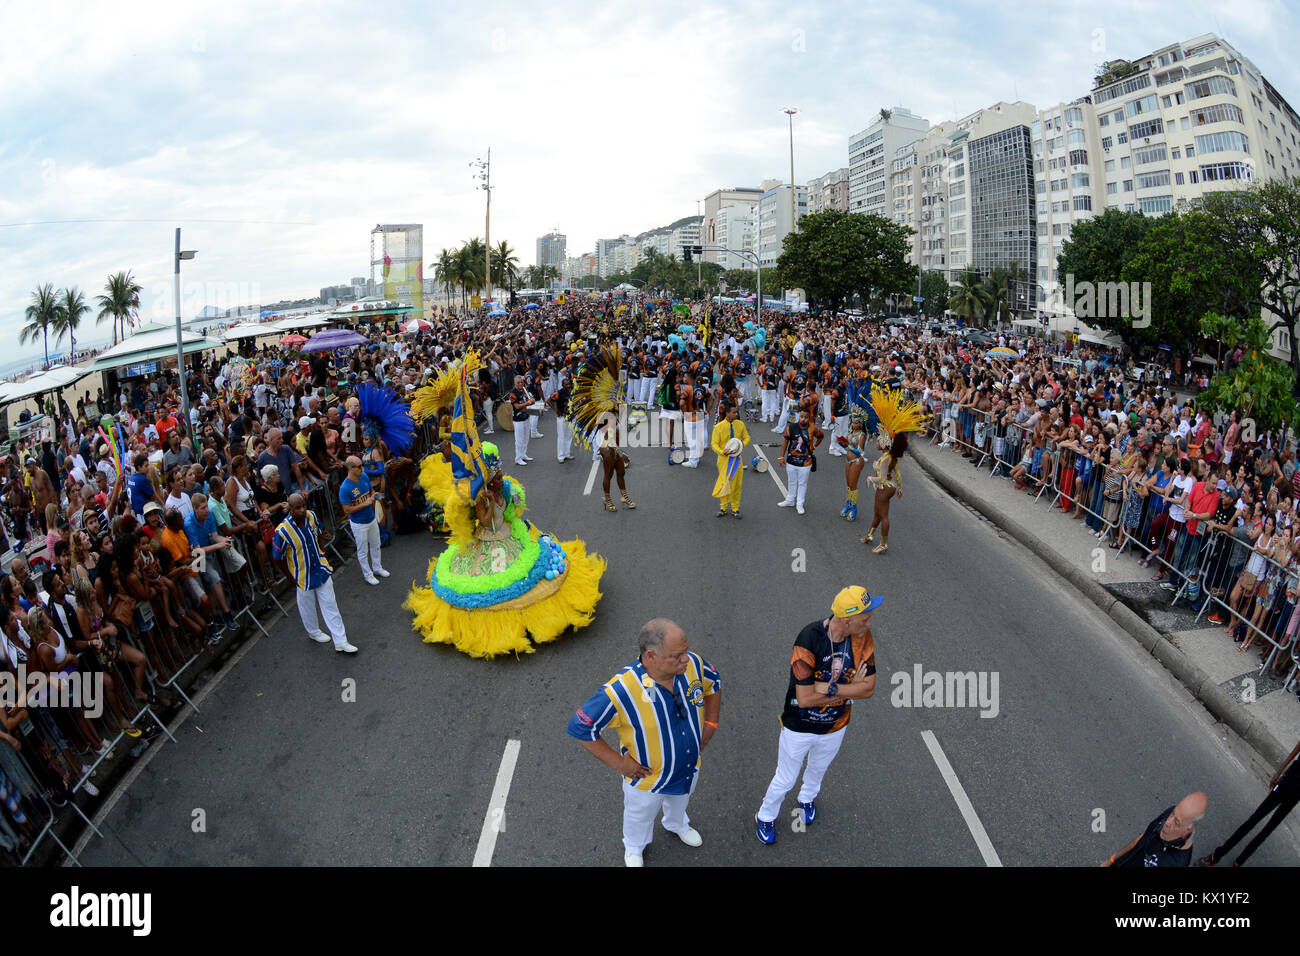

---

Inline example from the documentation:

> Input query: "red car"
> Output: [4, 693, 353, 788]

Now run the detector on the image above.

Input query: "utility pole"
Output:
[782, 108, 800, 232]
[472, 150, 492, 308]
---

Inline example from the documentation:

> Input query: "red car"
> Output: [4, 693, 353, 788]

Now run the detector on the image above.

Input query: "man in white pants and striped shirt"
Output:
[754, 586, 878, 845]
[339, 456, 387, 585]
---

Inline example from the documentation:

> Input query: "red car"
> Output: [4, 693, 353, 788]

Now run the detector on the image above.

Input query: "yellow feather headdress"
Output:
[567, 346, 624, 446]
[411, 352, 483, 422]
[870, 386, 931, 441]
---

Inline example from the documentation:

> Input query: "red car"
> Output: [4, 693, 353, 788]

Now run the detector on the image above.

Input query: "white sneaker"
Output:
[364, 576, 380, 586]
[307, 631, 331, 643]
[674, 827, 703, 847]
[82, 780, 99, 797]
[624, 850, 644, 867]
[335, 642, 359, 653]
[374, 568, 390, 578]
[515, 459, 528, 466]
[777, 500, 795, 508]
[524, 455, 534, 461]
[797, 505, 806, 515]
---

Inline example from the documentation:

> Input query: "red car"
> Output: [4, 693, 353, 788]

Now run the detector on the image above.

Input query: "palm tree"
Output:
[21, 284, 60, 368]
[97, 270, 142, 346]
[53, 286, 90, 359]
[984, 262, 1028, 327]
[434, 248, 457, 307]
[948, 269, 994, 326]
[491, 240, 519, 293]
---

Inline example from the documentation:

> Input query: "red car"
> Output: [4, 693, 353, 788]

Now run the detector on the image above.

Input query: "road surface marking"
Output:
[921, 730, 1002, 867]
[583, 458, 600, 495]
[472, 738, 521, 867]
[751, 445, 787, 499]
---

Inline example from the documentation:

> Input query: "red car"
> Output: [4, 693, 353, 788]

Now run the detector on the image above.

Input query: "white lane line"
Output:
[583, 458, 600, 495]
[920, 730, 1002, 867]
[473, 738, 521, 867]
[751, 445, 787, 499]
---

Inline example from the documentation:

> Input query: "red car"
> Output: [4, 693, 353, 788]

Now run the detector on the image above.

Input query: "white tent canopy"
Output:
[88, 323, 224, 372]
[0, 364, 93, 406]
[269, 315, 331, 331]
[222, 322, 282, 341]
[1079, 332, 1124, 348]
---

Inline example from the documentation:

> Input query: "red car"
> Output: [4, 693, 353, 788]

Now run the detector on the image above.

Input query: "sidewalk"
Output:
[910, 438, 1300, 768]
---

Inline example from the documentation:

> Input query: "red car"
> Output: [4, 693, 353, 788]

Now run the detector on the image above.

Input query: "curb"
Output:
[910, 442, 1291, 769]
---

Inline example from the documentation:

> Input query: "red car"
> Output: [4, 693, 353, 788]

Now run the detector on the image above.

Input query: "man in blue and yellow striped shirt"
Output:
[568, 619, 721, 866]
[272, 493, 358, 654]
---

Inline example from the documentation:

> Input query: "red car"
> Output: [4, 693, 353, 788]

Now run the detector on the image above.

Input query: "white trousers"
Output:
[481, 398, 495, 434]
[514, 424, 531, 462]
[626, 378, 640, 406]
[827, 415, 849, 455]
[623, 774, 697, 854]
[350, 517, 382, 578]
[295, 577, 347, 647]
[821, 394, 834, 429]
[529, 410, 542, 438]
[783, 463, 812, 507]
[761, 389, 778, 421]
[757, 726, 846, 822]
[774, 397, 796, 432]
[684, 417, 704, 464]
[645, 376, 660, 407]
[557, 418, 574, 460]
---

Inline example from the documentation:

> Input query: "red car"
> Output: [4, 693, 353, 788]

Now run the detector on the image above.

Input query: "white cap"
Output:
[298, 416, 315, 428]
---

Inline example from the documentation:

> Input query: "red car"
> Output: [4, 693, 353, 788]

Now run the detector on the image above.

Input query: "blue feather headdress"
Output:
[356, 381, 415, 455]
[847, 376, 881, 437]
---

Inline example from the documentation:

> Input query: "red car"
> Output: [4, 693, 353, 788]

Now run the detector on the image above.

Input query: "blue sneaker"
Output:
[799, 801, 817, 825]
[755, 816, 776, 845]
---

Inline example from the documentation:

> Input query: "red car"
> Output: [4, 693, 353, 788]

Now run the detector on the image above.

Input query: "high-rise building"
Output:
[700, 188, 765, 264]
[713, 202, 756, 270]
[536, 232, 567, 269]
[848, 108, 930, 218]
[757, 183, 809, 268]
[807, 168, 851, 215]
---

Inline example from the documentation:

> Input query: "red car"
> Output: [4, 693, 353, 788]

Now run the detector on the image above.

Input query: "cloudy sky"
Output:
[2, 0, 1296, 360]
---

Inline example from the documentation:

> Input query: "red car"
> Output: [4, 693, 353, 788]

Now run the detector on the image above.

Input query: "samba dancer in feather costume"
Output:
[567, 346, 636, 513]
[859, 388, 931, 555]
[403, 352, 606, 659]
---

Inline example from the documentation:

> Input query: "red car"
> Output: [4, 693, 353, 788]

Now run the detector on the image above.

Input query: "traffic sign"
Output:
[913, 296, 924, 302]
[471, 295, 482, 308]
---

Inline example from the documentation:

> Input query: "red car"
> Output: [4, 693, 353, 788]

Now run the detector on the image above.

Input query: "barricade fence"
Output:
[0, 466, 362, 865]
[907, 386, 1299, 694]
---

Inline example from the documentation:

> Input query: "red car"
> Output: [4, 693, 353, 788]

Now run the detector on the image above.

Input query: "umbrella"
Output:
[279, 334, 308, 347]
[401, 318, 432, 333]
[301, 329, 368, 353]
[523, 302, 541, 310]
[988, 346, 1018, 357]
[488, 309, 508, 317]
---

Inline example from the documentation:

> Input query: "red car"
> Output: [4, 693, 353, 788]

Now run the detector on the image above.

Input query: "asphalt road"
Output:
[78, 412, 1300, 866]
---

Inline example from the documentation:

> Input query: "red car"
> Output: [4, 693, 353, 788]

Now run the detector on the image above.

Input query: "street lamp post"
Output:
[472, 150, 492, 309]
[174, 227, 197, 447]
[782, 107, 799, 232]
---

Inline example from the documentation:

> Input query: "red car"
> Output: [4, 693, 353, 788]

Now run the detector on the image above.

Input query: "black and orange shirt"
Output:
[781, 619, 876, 734]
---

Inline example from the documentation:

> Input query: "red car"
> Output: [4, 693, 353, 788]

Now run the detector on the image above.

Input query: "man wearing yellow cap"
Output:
[754, 586, 879, 845]
[710, 401, 750, 519]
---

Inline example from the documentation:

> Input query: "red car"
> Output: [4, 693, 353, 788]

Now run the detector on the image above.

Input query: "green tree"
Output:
[491, 240, 519, 292]
[21, 283, 60, 367]
[1197, 313, 1300, 432]
[96, 270, 142, 346]
[53, 286, 90, 358]
[918, 271, 950, 318]
[776, 210, 916, 314]
[984, 262, 1028, 325]
[1056, 208, 1157, 344]
[948, 269, 993, 325]
[721, 269, 758, 293]
[434, 248, 457, 305]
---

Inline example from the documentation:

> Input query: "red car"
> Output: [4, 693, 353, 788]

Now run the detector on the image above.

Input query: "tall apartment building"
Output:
[713, 202, 757, 270]
[536, 232, 567, 269]
[700, 187, 765, 264]
[757, 183, 809, 268]
[807, 168, 851, 215]
[848, 108, 930, 217]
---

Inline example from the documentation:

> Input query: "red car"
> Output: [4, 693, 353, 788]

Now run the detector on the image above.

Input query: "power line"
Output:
[0, 218, 314, 228]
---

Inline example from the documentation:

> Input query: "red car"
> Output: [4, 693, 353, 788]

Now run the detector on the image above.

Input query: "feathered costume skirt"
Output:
[403, 454, 606, 659]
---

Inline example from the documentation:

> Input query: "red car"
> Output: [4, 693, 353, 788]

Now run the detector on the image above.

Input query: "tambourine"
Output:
[669, 447, 686, 464]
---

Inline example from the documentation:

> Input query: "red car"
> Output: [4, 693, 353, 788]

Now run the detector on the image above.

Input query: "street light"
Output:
[174, 228, 197, 447]
[471, 150, 492, 309]
[782, 107, 799, 232]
